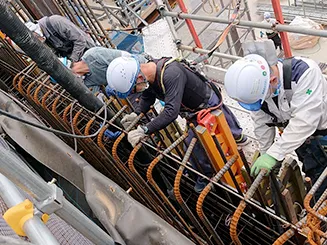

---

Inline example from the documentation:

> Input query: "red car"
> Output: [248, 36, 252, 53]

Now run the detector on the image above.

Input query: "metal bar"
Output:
[81, 0, 115, 48]
[173, 138, 216, 245]
[185, 0, 233, 47]
[271, 0, 292, 57]
[161, 9, 327, 37]
[174, 0, 203, 48]
[0, 145, 115, 245]
[0, 2, 107, 114]
[124, 2, 148, 26]
[0, 174, 59, 245]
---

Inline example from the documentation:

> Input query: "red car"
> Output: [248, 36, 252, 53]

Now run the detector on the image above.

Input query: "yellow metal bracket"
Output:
[3, 199, 48, 236]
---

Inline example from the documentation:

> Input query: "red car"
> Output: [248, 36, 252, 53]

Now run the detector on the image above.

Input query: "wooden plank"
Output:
[281, 188, 298, 224]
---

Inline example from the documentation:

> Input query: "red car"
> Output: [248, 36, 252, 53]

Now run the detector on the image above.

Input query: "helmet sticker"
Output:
[262, 71, 267, 76]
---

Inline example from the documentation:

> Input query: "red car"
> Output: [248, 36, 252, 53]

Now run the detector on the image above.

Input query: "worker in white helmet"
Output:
[224, 53, 327, 198]
[260, 12, 282, 51]
[107, 56, 247, 192]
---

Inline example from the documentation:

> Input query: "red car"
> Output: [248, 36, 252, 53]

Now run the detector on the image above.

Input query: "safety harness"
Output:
[158, 57, 223, 113]
[261, 58, 292, 128]
[262, 58, 327, 136]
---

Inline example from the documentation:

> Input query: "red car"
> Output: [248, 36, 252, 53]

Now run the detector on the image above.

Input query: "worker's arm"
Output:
[251, 109, 276, 154]
[267, 67, 324, 161]
[145, 65, 186, 134]
[136, 88, 156, 115]
[52, 16, 90, 62]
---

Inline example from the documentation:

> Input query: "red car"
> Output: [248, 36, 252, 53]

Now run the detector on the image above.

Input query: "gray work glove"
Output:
[242, 40, 278, 66]
[121, 112, 137, 129]
[127, 125, 146, 147]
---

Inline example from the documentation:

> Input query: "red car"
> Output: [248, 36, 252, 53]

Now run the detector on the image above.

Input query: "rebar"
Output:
[230, 169, 268, 245]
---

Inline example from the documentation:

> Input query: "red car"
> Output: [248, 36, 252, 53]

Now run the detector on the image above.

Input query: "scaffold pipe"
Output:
[161, 9, 327, 38]
[175, 0, 203, 48]
[271, 0, 292, 57]
[179, 44, 240, 60]
[0, 174, 59, 245]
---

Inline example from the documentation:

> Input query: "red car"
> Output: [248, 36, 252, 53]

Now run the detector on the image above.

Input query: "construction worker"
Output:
[224, 53, 327, 198]
[260, 12, 282, 51]
[71, 47, 149, 94]
[106, 56, 247, 192]
[25, 15, 95, 62]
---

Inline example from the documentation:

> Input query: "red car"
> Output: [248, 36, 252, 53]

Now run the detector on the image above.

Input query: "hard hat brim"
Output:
[238, 100, 263, 111]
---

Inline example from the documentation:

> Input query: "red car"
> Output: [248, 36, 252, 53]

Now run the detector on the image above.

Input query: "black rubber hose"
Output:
[0, 0, 106, 114]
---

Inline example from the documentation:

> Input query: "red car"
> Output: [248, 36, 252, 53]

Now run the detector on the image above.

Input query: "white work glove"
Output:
[128, 125, 147, 147]
[121, 112, 137, 129]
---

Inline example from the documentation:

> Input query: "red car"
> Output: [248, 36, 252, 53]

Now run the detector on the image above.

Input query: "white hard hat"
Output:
[263, 12, 271, 20]
[224, 54, 270, 111]
[25, 22, 44, 37]
[106, 56, 140, 98]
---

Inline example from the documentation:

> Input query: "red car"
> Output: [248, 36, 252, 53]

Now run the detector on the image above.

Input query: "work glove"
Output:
[121, 112, 137, 129]
[128, 125, 147, 147]
[250, 153, 277, 177]
[104, 130, 121, 140]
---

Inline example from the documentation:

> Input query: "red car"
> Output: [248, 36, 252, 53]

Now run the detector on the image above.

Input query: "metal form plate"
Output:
[143, 18, 179, 59]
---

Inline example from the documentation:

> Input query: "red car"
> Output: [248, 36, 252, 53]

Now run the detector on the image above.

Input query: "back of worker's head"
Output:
[25, 21, 44, 38]
[224, 54, 270, 111]
[106, 56, 140, 98]
[263, 12, 271, 20]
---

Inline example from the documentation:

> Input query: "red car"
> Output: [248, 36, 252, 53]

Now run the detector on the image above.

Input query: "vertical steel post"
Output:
[271, 0, 292, 57]
[175, 0, 203, 48]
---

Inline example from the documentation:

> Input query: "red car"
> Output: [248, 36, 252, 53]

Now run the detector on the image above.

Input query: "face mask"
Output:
[271, 79, 281, 97]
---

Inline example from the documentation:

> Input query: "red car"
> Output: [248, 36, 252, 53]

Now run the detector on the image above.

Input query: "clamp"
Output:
[3, 199, 49, 236]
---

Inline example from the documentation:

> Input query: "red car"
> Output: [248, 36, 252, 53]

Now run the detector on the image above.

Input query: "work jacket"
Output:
[137, 58, 212, 134]
[81, 47, 148, 89]
[252, 57, 327, 161]
[38, 15, 95, 62]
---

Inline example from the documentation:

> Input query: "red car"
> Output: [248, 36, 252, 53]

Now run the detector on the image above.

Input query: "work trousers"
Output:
[296, 137, 327, 200]
[184, 92, 243, 182]
[267, 32, 282, 50]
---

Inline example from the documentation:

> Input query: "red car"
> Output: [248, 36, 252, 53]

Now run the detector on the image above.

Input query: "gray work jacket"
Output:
[38, 15, 95, 62]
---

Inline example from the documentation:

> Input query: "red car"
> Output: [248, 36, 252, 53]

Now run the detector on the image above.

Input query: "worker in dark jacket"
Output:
[26, 15, 95, 62]
[106, 56, 247, 192]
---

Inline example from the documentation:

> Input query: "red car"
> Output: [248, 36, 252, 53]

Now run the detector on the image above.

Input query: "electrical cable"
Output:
[0, 105, 108, 139]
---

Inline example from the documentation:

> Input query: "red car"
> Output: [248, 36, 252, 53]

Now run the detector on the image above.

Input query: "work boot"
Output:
[235, 134, 250, 146]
